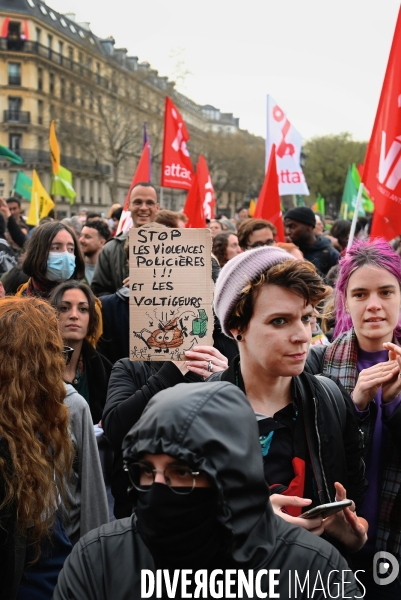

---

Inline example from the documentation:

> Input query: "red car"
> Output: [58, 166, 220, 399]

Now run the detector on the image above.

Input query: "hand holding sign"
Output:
[130, 224, 214, 361]
[185, 346, 228, 379]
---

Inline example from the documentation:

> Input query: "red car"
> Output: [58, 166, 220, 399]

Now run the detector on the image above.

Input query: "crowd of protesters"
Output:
[0, 187, 400, 599]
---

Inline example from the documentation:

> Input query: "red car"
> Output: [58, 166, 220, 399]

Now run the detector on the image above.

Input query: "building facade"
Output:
[0, 0, 243, 217]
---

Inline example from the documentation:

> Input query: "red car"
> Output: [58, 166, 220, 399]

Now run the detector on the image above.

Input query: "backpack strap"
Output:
[315, 374, 347, 433]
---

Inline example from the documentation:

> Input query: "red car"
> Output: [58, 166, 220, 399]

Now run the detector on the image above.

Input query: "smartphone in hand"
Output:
[301, 499, 352, 520]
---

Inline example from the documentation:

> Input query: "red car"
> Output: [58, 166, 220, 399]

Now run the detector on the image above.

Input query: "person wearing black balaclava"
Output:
[54, 382, 362, 599]
[134, 460, 226, 573]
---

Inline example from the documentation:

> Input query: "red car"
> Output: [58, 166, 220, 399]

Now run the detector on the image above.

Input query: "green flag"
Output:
[14, 171, 32, 201]
[341, 166, 365, 219]
[51, 165, 76, 204]
[351, 163, 375, 213]
[0, 144, 24, 164]
[312, 193, 325, 214]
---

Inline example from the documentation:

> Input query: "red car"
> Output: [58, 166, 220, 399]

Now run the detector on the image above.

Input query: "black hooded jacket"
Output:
[300, 235, 339, 276]
[54, 383, 362, 599]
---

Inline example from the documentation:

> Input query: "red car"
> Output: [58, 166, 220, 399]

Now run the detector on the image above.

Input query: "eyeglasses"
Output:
[124, 461, 201, 495]
[246, 240, 275, 249]
[62, 345, 74, 366]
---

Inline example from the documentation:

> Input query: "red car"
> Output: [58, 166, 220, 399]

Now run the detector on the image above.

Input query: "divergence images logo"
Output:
[373, 551, 400, 586]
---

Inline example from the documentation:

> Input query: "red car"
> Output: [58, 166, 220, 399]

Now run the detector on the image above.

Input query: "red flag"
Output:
[116, 142, 151, 235]
[196, 155, 215, 221]
[161, 97, 194, 190]
[122, 142, 151, 211]
[254, 145, 285, 242]
[183, 174, 206, 228]
[364, 7, 401, 240]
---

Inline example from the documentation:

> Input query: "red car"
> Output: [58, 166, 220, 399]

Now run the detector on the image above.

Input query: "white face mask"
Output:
[46, 251, 76, 281]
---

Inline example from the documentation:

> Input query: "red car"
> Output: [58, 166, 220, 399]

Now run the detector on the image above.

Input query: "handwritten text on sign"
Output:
[129, 224, 213, 361]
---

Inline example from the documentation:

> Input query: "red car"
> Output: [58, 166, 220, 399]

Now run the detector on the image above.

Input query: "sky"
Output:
[47, 0, 401, 142]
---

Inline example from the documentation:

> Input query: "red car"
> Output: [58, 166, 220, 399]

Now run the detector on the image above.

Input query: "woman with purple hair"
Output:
[307, 238, 401, 599]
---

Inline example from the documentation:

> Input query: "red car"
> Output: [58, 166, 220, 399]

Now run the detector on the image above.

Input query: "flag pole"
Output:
[347, 183, 364, 251]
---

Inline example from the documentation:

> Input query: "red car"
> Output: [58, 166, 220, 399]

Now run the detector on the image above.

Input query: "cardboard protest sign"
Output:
[129, 223, 213, 361]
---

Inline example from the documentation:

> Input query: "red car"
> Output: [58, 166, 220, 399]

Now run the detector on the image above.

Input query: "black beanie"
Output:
[284, 206, 316, 227]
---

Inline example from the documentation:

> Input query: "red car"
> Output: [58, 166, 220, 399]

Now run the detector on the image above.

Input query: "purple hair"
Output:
[334, 238, 401, 339]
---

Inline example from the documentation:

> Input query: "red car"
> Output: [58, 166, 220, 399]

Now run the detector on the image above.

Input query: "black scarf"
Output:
[135, 483, 227, 569]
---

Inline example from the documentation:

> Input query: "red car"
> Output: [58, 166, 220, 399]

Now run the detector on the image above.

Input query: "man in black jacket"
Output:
[54, 382, 363, 599]
[284, 206, 339, 276]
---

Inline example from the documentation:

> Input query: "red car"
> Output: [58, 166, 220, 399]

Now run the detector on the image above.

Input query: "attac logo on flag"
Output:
[196, 155, 215, 221]
[266, 95, 309, 196]
[365, 6, 401, 240]
[161, 97, 194, 190]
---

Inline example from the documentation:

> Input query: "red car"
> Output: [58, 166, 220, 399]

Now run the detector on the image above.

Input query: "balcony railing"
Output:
[62, 155, 110, 176]
[4, 110, 30, 124]
[0, 38, 179, 101]
[0, 39, 109, 89]
[18, 149, 49, 164]
[17, 149, 110, 175]
[8, 75, 21, 86]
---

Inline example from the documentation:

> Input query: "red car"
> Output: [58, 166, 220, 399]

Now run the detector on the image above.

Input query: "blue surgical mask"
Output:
[46, 251, 76, 282]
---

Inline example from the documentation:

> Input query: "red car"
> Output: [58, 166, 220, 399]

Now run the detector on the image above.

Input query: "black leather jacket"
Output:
[208, 359, 367, 513]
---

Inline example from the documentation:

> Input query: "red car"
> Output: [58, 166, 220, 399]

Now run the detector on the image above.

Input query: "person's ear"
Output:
[230, 328, 243, 342]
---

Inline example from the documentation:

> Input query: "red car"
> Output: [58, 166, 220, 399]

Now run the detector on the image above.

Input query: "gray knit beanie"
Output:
[214, 246, 295, 338]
